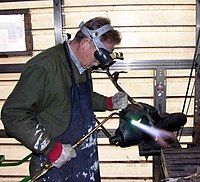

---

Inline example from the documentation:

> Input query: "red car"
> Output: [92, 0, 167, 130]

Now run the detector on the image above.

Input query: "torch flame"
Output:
[131, 119, 175, 148]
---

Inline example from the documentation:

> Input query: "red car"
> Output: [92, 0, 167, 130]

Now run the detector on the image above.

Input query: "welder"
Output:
[1, 17, 128, 182]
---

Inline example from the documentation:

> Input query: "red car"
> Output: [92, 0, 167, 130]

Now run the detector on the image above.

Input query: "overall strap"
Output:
[63, 41, 76, 85]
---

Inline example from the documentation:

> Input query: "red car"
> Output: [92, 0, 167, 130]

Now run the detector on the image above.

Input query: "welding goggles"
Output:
[79, 21, 123, 66]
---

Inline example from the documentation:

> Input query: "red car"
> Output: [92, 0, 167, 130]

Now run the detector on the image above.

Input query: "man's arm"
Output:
[1, 64, 55, 156]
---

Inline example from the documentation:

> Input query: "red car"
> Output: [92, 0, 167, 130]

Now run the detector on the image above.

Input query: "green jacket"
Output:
[1, 43, 108, 157]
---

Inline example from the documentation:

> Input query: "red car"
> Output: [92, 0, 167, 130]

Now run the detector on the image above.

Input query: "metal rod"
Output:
[72, 112, 119, 149]
[95, 118, 112, 139]
[30, 112, 119, 182]
[105, 68, 155, 126]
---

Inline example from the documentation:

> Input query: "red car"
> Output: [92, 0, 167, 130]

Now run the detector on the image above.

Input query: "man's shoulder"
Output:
[25, 43, 65, 68]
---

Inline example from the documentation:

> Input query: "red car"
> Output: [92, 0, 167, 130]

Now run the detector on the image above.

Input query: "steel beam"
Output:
[53, 0, 63, 44]
[193, 0, 200, 143]
[110, 59, 193, 70]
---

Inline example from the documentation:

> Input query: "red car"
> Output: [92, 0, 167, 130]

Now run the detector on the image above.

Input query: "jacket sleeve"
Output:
[1, 64, 55, 156]
[92, 91, 108, 111]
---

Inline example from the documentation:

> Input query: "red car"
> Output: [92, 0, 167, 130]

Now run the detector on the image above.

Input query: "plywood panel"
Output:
[0, 73, 20, 81]
[0, 138, 21, 144]
[93, 78, 153, 97]
[96, 118, 120, 129]
[0, 145, 31, 160]
[0, 0, 53, 10]
[120, 48, 195, 60]
[32, 33, 55, 50]
[66, 27, 195, 48]
[0, 162, 29, 176]
[0, 101, 4, 111]
[166, 98, 194, 114]
[31, 12, 54, 29]
[167, 77, 195, 96]
[0, 120, 4, 129]
[184, 117, 193, 127]
[0, 177, 25, 182]
[0, 81, 17, 99]
[63, 5, 195, 27]
[0, 162, 151, 180]
[120, 28, 195, 48]
[64, 0, 195, 6]
[98, 145, 144, 161]
[100, 162, 152, 177]
[179, 136, 193, 143]
[167, 69, 194, 77]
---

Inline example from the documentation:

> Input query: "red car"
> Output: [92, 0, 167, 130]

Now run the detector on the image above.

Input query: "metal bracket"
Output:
[154, 68, 166, 113]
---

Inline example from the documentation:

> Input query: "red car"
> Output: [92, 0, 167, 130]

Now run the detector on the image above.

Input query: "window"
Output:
[0, 10, 33, 57]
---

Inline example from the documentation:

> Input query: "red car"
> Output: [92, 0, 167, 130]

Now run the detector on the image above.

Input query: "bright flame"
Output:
[131, 119, 175, 148]
[131, 118, 142, 124]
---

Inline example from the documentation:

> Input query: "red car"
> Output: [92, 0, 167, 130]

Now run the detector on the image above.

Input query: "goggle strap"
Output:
[79, 21, 113, 52]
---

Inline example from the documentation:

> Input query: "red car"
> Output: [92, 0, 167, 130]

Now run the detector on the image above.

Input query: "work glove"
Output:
[48, 142, 77, 168]
[106, 92, 128, 110]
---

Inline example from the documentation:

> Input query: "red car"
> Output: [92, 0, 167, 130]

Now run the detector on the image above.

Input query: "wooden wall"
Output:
[0, 0, 196, 181]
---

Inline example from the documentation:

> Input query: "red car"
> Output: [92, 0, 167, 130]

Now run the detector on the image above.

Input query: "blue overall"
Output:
[39, 43, 101, 181]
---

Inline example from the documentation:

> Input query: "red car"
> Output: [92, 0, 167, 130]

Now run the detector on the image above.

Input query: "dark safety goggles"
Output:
[79, 21, 123, 66]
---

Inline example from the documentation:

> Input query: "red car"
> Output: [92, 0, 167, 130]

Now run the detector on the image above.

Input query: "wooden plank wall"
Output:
[0, 0, 196, 181]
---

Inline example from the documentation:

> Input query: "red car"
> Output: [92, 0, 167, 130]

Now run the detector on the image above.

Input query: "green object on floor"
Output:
[0, 153, 32, 167]
[20, 176, 31, 182]
[0, 153, 33, 181]
[0, 155, 5, 163]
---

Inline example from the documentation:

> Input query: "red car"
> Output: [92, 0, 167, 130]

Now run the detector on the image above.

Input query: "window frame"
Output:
[0, 9, 33, 57]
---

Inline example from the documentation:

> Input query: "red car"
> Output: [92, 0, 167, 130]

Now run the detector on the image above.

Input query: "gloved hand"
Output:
[112, 92, 128, 109]
[106, 92, 128, 110]
[48, 142, 77, 168]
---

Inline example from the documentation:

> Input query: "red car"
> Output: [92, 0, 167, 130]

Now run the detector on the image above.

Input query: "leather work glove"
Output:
[106, 92, 128, 110]
[48, 142, 77, 168]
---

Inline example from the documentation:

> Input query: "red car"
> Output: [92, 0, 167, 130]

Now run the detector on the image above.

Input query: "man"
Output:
[1, 17, 128, 181]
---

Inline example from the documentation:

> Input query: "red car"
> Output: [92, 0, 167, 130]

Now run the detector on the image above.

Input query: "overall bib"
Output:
[39, 43, 101, 182]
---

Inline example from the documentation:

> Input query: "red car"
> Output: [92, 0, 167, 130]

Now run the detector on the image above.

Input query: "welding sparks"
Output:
[131, 119, 175, 148]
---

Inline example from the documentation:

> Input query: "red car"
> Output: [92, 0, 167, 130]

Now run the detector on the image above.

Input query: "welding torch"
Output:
[105, 68, 175, 146]
[30, 112, 119, 182]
